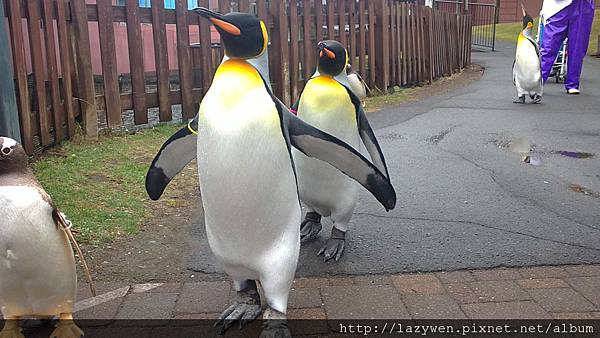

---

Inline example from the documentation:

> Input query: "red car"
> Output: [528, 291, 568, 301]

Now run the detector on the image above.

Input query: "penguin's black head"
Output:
[522, 14, 534, 30]
[194, 8, 267, 59]
[0, 137, 28, 174]
[317, 40, 348, 77]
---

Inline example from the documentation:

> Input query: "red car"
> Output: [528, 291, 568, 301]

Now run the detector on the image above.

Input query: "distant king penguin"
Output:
[0, 137, 82, 338]
[294, 40, 392, 261]
[145, 9, 395, 337]
[513, 5, 543, 104]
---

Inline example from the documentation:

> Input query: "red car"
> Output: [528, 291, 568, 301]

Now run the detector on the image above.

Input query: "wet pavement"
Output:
[187, 42, 600, 277]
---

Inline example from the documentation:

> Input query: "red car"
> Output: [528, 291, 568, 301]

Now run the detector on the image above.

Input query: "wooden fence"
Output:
[2, 0, 472, 154]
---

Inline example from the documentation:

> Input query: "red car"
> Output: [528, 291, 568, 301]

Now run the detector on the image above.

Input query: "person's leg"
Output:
[540, 9, 570, 83]
[565, 0, 595, 91]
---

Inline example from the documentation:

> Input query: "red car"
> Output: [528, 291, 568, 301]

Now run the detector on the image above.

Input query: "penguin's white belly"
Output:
[0, 186, 76, 317]
[293, 80, 360, 217]
[515, 41, 541, 92]
[196, 63, 300, 280]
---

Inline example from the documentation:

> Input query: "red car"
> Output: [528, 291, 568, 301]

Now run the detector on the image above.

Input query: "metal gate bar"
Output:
[433, 0, 497, 51]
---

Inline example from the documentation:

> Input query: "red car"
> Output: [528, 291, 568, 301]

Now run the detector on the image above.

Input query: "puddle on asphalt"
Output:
[494, 136, 595, 166]
[552, 151, 594, 159]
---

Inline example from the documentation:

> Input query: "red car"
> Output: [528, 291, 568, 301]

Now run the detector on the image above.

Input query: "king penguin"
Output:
[0, 137, 82, 338]
[144, 8, 396, 337]
[513, 5, 542, 104]
[293, 40, 392, 261]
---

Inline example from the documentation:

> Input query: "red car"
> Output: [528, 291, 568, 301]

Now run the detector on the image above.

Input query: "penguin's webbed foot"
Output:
[215, 283, 262, 334]
[260, 308, 291, 338]
[531, 95, 542, 104]
[317, 228, 346, 262]
[49, 321, 84, 338]
[300, 212, 322, 242]
[513, 95, 526, 104]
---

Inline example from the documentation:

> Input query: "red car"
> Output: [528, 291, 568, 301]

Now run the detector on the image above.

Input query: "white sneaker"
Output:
[567, 88, 580, 95]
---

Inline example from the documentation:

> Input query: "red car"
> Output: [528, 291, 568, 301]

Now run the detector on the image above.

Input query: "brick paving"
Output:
[66, 264, 600, 325]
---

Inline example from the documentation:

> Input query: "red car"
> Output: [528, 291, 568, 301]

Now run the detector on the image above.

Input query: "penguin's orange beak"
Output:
[320, 48, 336, 59]
[194, 7, 241, 36]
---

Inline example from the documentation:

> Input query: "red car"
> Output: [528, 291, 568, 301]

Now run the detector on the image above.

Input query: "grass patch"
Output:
[486, 10, 599, 54]
[32, 123, 182, 244]
[365, 86, 420, 112]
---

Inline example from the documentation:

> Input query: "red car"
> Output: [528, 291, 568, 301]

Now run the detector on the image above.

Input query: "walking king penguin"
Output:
[144, 8, 395, 337]
[293, 40, 392, 261]
[513, 5, 543, 104]
[0, 137, 82, 338]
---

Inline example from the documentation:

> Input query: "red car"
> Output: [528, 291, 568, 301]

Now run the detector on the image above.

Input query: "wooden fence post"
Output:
[271, 1, 290, 106]
[126, 0, 148, 125]
[373, 0, 389, 92]
[0, 0, 21, 143]
[71, 0, 98, 138]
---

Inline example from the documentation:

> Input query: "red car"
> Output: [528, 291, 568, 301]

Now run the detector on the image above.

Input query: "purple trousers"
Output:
[540, 0, 595, 90]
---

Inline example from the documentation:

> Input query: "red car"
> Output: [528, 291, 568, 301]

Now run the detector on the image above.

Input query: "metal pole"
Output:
[0, 1, 22, 142]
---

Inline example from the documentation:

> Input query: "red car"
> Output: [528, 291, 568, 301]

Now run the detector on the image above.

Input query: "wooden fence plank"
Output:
[26, 0, 50, 146]
[238, 0, 249, 13]
[175, 0, 194, 119]
[126, 0, 148, 125]
[358, 0, 366, 79]
[348, 0, 356, 68]
[42, 0, 64, 142]
[7, 0, 33, 152]
[256, 0, 267, 23]
[338, 0, 346, 46]
[427, 7, 434, 83]
[367, 0, 375, 88]
[271, 0, 290, 105]
[56, 0, 75, 137]
[70, 0, 97, 138]
[389, 1, 396, 87]
[198, 0, 213, 95]
[401, 3, 407, 85]
[302, 0, 313, 81]
[416, 5, 423, 83]
[97, 0, 122, 127]
[289, 0, 300, 102]
[327, 0, 335, 40]
[395, 3, 401, 85]
[150, 0, 171, 121]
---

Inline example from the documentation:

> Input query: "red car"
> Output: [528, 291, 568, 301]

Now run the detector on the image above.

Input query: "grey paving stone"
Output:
[392, 274, 445, 295]
[528, 288, 597, 313]
[289, 287, 323, 309]
[516, 278, 569, 289]
[321, 285, 410, 319]
[518, 266, 569, 279]
[472, 268, 522, 281]
[469, 280, 531, 302]
[436, 271, 475, 284]
[461, 301, 551, 319]
[115, 293, 178, 320]
[175, 281, 232, 314]
[564, 265, 600, 277]
[566, 276, 600, 307]
[402, 294, 466, 319]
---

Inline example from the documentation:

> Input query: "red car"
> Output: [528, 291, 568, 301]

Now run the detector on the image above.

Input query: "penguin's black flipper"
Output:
[145, 117, 198, 200]
[277, 100, 396, 211]
[343, 86, 391, 179]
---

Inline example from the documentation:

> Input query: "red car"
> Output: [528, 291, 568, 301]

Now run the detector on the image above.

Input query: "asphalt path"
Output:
[188, 42, 600, 277]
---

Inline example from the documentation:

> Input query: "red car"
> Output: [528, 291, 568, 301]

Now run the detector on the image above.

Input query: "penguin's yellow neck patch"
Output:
[213, 59, 263, 89]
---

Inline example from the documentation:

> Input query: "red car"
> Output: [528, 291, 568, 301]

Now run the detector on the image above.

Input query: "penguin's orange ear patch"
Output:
[210, 18, 241, 36]
[323, 48, 336, 59]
